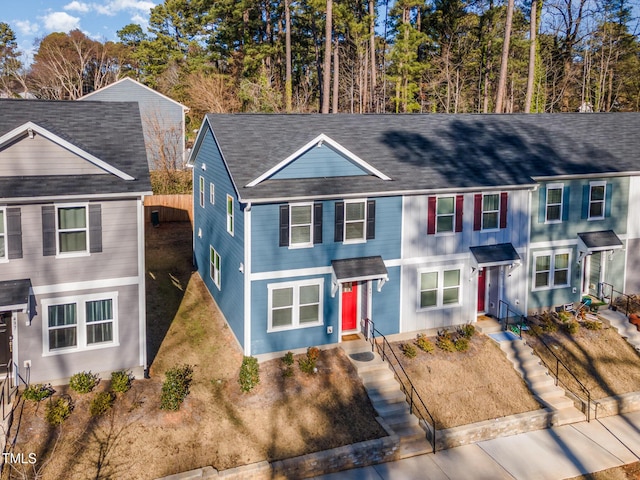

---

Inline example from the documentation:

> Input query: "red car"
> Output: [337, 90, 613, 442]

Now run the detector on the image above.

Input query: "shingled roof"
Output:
[0, 99, 151, 198]
[201, 113, 640, 202]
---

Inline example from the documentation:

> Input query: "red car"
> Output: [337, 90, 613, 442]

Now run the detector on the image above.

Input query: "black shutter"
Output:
[42, 205, 56, 256]
[313, 203, 323, 244]
[89, 204, 102, 253]
[6, 208, 22, 259]
[334, 202, 344, 242]
[366, 200, 376, 240]
[279, 205, 289, 247]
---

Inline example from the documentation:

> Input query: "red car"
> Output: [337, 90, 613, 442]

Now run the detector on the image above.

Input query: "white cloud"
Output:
[131, 13, 150, 29]
[41, 12, 81, 32]
[14, 20, 40, 36]
[64, 1, 91, 13]
[93, 0, 156, 16]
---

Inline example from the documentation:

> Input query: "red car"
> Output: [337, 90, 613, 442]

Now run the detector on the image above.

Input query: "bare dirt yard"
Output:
[524, 313, 640, 400]
[387, 333, 543, 429]
[569, 461, 640, 480]
[3, 222, 385, 480]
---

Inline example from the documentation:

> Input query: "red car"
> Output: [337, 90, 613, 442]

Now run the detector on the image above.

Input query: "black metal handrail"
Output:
[498, 300, 525, 339]
[601, 282, 640, 317]
[523, 317, 593, 421]
[1, 362, 30, 421]
[363, 318, 437, 453]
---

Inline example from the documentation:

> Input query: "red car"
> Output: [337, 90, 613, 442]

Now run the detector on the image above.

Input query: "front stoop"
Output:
[598, 308, 640, 351]
[341, 339, 432, 458]
[490, 333, 586, 426]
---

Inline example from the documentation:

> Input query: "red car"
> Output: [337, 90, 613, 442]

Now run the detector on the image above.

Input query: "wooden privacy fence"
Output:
[144, 194, 193, 224]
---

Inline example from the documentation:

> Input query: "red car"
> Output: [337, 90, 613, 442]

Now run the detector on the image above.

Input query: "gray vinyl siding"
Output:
[0, 134, 107, 176]
[626, 239, 640, 293]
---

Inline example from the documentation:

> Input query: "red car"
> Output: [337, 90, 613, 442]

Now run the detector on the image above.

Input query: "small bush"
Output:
[541, 319, 558, 333]
[23, 384, 54, 402]
[459, 324, 476, 339]
[564, 321, 580, 334]
[298, 347, 320, 374]
[530, 324, 543, 336]
[401, 343, 417, 358]
[90, 391, 115, 416]
[282, 366, 294, 378]
[436, 330, 456, 352]
[45, 396, 73, 426]
[161, 364, 194, 410]
[558, 311, 571, 323]
[110, 370, 134, 394]
[238, 357, 260, 392]
[282, 351, 294, 366]
[306, 346, 320, 362]
[583, 320, 603, 330]
[416, 334, 434, 353]
[69, 371, 99, 394]
[454, 337, 470, 352]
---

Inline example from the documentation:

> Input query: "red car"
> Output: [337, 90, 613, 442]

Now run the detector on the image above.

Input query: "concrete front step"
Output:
[539, 394, 576, 410]
[359, 368, 395, 385]
[554, 407, 587, 425]
[373, 399, 410, 417]
[382, 410, 420, 430]
[369, 387, 407, 406]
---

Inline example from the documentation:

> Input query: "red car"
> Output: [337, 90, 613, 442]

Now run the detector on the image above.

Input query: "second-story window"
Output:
[199, 176, 205, 208]
[589, 182, 606, 219]
[437, 197, 455, 233]
[482, 194, 500, 229]
[474, 192, 507, 231]
[226, 195, 234, 235]
[345, 200, 366, 241]
[0, 209, 5, 261]
[58, 206, 87, 254]
[290, 204, 313, 246]
[546, 184, 564, 222]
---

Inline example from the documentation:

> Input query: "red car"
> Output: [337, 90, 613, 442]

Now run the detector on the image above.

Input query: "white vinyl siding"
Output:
[268, 279, 324, 331]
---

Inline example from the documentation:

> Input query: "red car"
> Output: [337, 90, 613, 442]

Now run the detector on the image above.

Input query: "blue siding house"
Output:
[189, 113, 640, 357]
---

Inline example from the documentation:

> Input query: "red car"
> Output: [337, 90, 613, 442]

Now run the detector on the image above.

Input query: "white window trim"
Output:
[588, 181, 606, 220]
[343, 198, 367, 244]
[0, 207, 7, 263]
[288, 202, 314, 249]
[42, 291, 119, 356]
[435, 196, 456, 235]
[267, 278, 324, 332]
[481, 192, 501, 231]
[209, 182, 215, 205]
[545, 183, 564, 224]
[532, 250, 572, 291]
[55, 203, 90, 258]
[416, 265, 463, 311]
[210, 245, 221, 289]
[226, 195, 234, 236]
[199, 176, 205, 208]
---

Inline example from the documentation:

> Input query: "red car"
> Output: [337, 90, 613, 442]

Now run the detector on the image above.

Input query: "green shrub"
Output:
[564, 321, 580, 334]
[416, 334, 434, 353]
[282, 351, 294, 366]
[282, 366, 294, 378]
[436, 330, 456, 352]
[110, 370, 134, 394]
[298, 347, 320, 374]
[45, 396, 73, 426]
[583, 320, 603, 330]
[558, 311, 571, 323]
[459, 324, 476, 339]
[530, 324, 543, 336]
[401, 343, 417, 358]
[23, 384, 54, 402]
[69, 371, 99, 394]
[161, 364, 194, 410]
[238, 357, 260, 392]
[454, 337, 470, 352]
[90, 391, 115, 416]
[541, 319, 558, 333]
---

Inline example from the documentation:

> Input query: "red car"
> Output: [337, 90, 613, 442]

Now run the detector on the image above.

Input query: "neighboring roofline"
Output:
[0, 191, 152, 203]
[0, 121, 136, 181]
[532, 172, 640, 181]
[79, 77, 190, 112]
[236, 184, 538, 205]
[245, 133, 392, 187]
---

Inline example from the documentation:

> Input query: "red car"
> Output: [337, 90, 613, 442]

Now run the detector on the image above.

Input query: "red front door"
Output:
[477, 269, 486, 313]
[341, 282, 358, 331]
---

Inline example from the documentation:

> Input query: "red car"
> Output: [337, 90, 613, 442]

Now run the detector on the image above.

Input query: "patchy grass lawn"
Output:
[4, 222, 385, 480]
[524, 314, 640, 400]
[568, 461, 640, 480]
[388, 332, 543, 429]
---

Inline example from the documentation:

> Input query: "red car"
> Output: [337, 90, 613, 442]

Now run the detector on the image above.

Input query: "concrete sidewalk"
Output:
[314, 411, 640, 480]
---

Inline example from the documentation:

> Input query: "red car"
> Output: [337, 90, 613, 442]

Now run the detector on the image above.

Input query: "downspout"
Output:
[243, 202, 252, 356]
[137, 195, 148, 377]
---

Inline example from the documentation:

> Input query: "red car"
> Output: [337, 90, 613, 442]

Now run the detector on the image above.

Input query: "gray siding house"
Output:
[79, 77, 189, 170]
[0, 99, 151, 385]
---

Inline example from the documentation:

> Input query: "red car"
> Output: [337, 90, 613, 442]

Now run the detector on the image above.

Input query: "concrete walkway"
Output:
[313, 411, 640, 479]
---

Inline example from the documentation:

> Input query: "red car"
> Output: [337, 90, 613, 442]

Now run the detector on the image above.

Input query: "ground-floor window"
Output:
[267, 279, 324, 331]
[43, 292, 118, 355]
[533, 251, 571, 290]
[418, 267, 462, 309]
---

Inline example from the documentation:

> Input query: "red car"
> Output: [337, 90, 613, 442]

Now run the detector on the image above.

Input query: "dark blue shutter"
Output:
[366, 200, 376, 240]
[279, 205, 289, 247]
[581, 185, 590, 219]
[6, 208, 22, 259]
[538, 187, 546, 223]
[334, 202, 344, 242]
[42, 206, 56, 256]
[89, 204, 102, 253]
[605, 183, 613, 217]
[499, 192, 508, 229]
[313, 203, 323, 244]
[562, 186, 570, 221]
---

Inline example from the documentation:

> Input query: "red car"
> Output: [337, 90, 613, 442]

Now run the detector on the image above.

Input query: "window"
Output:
[209, 183, 215, 205]
[546, 184, 564, 222]
[0, 209, 5, 261]
[57, 206, 87, 254]
[268, 280, 323, 331]
[210, 246, 221, 288]
[474, 193, 507, 231]
[436, 197, 455, 233]
[344, 200, 366, 242]
[43, 293, 118, 354]
[226, 195, 234, 235]
[482, 194, 500, 230]
[533, 252, 571, 289]
[418, 268, 462, 309]
[290, 204, 313, 247]
[589, 182, 606, 219]
[199, 176, 205, 208]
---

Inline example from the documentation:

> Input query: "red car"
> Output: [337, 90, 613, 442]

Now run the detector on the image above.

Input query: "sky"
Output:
[2, 0, 157, 61]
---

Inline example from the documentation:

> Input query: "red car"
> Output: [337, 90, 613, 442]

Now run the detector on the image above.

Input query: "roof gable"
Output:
[247, 134, 391, 187]
[79, 78, 189, 111]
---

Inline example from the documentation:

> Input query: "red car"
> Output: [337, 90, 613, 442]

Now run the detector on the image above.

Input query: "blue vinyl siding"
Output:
[192, 127, 245, 348]
[251, 196, 402, 273]
[271, 144, 368, 179]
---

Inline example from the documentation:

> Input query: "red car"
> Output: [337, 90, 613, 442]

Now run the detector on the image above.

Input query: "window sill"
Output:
[416, 303, 460, 312]
[55, 251, 90, 259]
[43, 341, 119, 357]
[267, 322, 323, 333]
[532, 284, 571, 292]
[343, 238, 366, 245]
[288, 243, 313, 250]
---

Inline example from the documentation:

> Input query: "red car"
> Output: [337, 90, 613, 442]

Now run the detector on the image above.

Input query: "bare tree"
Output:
[322, 0, 333, 113]
[525, 0, 539, 112]
[495, 0, 515, 112]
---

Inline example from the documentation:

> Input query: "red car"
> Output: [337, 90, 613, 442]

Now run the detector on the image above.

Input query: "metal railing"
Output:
[498, 300, 526, 339]
[363, 318, 437, 453]
[1, 362, 30, 421]
[601, 282, 640, 317]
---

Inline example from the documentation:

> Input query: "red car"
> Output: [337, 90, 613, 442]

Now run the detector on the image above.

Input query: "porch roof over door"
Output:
[470, 243, 521, 268]
[330, 256, 389, 296]
[0, 279, 31, 310]
[577, 230, 623, 252]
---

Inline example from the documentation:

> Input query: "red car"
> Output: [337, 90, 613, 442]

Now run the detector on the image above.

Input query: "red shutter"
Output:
[455, 195, 464, 232]
[427, 196, 436, 235]
[500, 192, 508, 229]
[473, 194, 482, 231]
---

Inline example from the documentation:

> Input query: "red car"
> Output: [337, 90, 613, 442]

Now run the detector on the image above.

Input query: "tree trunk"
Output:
[285, 0, 292, 112]
[322, 0, 333, 114]
[369, 0, 377, 112]
[495, 0, 514, 113]
[524, 0, 538, 113]
[332, 40, 339, 113]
